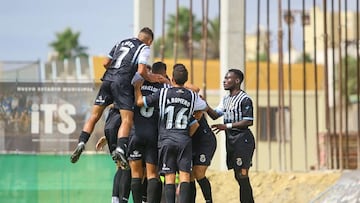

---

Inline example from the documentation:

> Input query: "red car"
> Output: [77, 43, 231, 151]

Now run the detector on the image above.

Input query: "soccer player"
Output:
[105, 27, 169, 168]
[70, 27, 169, 167]
[206, 69, 255, 203]
[189, 110, 216, 203]
[133, 64, 207, 203]
[95, 106, 131, 203]
[128, 61, 170, 203]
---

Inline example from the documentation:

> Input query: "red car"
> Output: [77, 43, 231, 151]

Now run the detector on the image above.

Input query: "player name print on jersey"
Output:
[166, 97, 191, 107]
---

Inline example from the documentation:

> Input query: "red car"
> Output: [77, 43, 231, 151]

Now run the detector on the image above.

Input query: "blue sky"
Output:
[0, 0, 133, 61]
[0, 0, 355, 62]
[1, 0, 218, 62]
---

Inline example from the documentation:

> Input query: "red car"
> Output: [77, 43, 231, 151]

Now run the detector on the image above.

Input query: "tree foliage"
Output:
[49, 27, 88, 60]
[166, 7, 202, 58]
[295, 53, 312, 63]
[153, 7, 220, 59]
[207, 16, 220, 58]
[339, 56, 359, 102]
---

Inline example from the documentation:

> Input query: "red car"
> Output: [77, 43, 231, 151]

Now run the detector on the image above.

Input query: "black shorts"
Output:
[158, 140, 192, 174]
[104, 108, 121, 153]
[225, 129, 255, 170]
[127, 130, 158, 165]
[94, 80, 115, 106]
[112, 79, 135, 111]
[192, 127, 217, 166]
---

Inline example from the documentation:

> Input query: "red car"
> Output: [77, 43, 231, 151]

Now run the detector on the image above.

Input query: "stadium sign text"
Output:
[31, 104, 76, 134]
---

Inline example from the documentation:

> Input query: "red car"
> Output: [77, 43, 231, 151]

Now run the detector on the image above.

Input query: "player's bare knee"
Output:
[234, 169, 249, 182]
[193, 170, 205, 180]
[129, 159, 142, 168]
[146, 168, 158, 179]
[130, 166, 143, 177]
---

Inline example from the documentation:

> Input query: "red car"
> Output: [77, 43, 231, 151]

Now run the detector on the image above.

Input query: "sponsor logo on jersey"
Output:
[162, 163, 170, 171]
[130, 150, 142, 158]
[95, 96, 105, 104]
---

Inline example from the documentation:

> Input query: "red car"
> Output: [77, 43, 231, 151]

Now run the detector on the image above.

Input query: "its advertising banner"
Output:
[0, 82, 105, 153]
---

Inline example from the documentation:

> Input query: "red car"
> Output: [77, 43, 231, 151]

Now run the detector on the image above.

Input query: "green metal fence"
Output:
[0, 154, 132, 203]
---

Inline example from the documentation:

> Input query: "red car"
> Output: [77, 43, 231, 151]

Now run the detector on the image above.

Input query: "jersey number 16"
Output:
[164, 106, 188, 130]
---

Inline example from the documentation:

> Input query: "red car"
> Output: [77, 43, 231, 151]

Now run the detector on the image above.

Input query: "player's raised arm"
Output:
[138, 63, 170, 84]
[103, 57, 111, 69]
[188, 116, 199, 137]
[184, 83, 200, 93]
[133, 79, 145, 107]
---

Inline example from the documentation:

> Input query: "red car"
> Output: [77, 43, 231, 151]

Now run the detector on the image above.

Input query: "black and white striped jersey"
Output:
[134, 80, 170, 138]
[214, 90, 254, 125]
[102, 38, 149, 82]
[144, 87, 206, 143]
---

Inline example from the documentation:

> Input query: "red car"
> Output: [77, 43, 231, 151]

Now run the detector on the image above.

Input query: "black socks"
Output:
[79, 131, 90, 143]
[164, 184, 176, 203]
[147, 178, 162, 203]
[142, 178, 148, 202]
[112, 169, 122, 197]
[119, 169, 131, 203]
[197, 177, 213, 203]
[189, 181, 196, 203]
[238, 177, 254, 203]
[179, 182, 190, 203]
[131, 178, 143, 203]
[117, 137, 129, 148]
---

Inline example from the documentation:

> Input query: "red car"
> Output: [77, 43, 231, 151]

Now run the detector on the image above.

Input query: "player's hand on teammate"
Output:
[197, 94, 210, 112]
[211, 124, 227, 134]
[95, 136, 107, 151]
[131, 72, 145, 85]
[70, 142, 85, 163]
[133, 78, 144, 90]
[158, 75, 170, 84]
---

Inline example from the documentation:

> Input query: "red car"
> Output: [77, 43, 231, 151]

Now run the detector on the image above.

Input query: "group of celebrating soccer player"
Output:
[71, 27, 255, 203]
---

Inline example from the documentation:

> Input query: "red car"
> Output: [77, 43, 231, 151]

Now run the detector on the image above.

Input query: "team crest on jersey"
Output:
[236, 158, 243, 166]
[199, 154, 206, 163]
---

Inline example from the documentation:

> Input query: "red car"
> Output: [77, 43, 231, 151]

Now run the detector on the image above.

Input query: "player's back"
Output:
[157, 87, 197, 144]
[134, 81, 169, 138]
[103, 38, 147, 82]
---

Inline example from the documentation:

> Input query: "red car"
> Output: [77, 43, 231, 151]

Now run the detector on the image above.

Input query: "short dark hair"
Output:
[172, 63, 188, 85]
[140, 27, 154, 40]
[146, 64, 152, 71]
[228, 68, 244, 84]
[152, 61, 167, 74]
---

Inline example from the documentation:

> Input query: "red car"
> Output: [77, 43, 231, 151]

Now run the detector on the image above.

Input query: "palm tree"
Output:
[166, 6, 202, 58]
[207, 16, 220, 58]
[49, 27, 88, 60]
[340, 56, 359, 102]
[153, 36, 174, 58]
